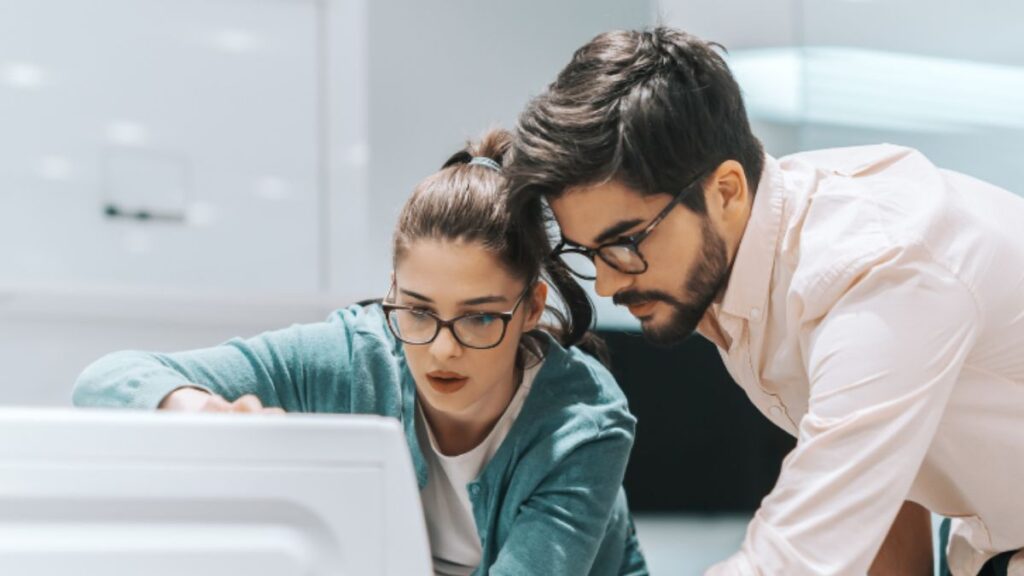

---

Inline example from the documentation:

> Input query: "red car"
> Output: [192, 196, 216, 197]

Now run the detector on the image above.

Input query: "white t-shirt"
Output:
[416, 357, 543, 576]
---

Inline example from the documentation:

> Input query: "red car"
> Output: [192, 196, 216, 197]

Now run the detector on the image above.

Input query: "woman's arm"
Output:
[72, 307, 379, 414]
[156, 386, 284, 414]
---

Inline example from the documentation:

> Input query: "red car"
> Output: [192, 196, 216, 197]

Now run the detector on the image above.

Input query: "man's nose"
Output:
[593, 258, 634, 298]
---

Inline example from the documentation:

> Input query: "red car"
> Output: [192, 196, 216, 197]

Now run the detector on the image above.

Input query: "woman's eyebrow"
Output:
[398, 288, 432, 302]
[459, 295, 508, 306]
[398, 289, 507, 307]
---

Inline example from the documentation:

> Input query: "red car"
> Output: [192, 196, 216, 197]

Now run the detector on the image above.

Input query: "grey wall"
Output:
[362, 0, 654, 290]
[4, 0, 1023, 404]
[0, 0, 323, 294]
[0, 0, 653, 405]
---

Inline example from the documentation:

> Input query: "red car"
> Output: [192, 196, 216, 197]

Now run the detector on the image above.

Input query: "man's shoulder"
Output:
[774, 145, 950, 314]
[775, 143, 946, 246]
[777, 143, 948, 252]
[780, 143, 935, 178]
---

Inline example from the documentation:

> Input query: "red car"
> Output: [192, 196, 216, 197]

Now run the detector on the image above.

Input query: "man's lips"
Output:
[616, 291, 673, 319]
[626, 301, 657, 317]
[426, 371, 469, 394]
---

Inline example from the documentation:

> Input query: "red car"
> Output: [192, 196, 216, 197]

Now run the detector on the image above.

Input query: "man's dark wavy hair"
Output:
[506, 27, 764, 215]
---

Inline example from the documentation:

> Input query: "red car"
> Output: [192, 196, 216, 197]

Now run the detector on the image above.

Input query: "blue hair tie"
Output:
[468, 156, 501, 172]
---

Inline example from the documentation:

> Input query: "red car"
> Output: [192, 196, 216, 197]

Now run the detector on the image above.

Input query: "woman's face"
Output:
[391, 239, 546, 419]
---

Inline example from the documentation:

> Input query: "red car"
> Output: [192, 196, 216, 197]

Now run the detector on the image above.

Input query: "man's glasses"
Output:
[551, 170, 710, 281]
[381, 284, 533, 350]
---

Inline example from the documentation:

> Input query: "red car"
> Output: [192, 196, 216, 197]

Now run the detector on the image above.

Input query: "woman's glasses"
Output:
[382, 284, 532, 350]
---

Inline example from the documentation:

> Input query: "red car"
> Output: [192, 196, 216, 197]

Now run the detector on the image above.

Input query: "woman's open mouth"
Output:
[426, 371, 469, 394]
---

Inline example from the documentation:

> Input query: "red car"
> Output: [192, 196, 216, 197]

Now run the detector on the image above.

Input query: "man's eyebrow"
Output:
[592, 218, 646, 245]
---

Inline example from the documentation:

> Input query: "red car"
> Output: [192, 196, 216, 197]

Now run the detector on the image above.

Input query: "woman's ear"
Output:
[386, 271, 396, 300]
[523, 281, 549, 331]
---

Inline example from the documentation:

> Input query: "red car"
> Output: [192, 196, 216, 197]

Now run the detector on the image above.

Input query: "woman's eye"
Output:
[409, 308, 433, 319]
[468, 314, 497, 327]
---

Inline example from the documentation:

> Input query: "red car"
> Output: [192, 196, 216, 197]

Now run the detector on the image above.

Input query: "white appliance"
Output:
[0, 407, 431, 576]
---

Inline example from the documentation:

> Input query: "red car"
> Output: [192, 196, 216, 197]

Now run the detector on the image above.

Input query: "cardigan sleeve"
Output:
[72, 304, 401, 415]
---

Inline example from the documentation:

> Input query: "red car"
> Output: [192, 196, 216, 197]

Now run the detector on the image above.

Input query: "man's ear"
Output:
[523, 281, 549, 331]
[707, 159, 750, 222]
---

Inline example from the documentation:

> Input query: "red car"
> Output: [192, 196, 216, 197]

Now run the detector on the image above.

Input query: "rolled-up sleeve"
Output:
[708, 255, 980, 575]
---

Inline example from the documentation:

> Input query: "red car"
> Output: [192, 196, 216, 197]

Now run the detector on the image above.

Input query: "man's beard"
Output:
[613, 218, 731, 347]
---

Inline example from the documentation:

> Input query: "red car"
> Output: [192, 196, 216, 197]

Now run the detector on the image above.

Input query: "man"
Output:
[505, 27, 1024, 575]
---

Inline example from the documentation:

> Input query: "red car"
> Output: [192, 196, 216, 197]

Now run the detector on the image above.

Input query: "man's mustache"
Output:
[613, 290, 680, 308]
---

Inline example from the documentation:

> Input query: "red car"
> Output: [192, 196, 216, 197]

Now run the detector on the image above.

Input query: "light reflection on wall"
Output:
[732, 47, 1024, 132]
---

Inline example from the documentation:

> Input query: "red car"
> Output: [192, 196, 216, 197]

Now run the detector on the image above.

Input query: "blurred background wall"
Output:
[0, 0, 653, 405]
[2, 1, 1022, 571]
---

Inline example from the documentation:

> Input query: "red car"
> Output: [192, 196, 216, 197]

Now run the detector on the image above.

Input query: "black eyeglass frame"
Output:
[381, 283, 534, 350]
[552, 170, 711, 281]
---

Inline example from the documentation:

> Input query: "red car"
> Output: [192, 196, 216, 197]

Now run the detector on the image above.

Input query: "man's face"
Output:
[549, 179, 735, 346]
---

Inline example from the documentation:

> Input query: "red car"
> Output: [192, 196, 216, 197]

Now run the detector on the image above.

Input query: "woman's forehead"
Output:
[395, 239, 522, 301]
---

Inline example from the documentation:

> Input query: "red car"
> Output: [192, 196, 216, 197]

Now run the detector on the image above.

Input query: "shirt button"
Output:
[768, 405, 783, 418]
[750, 308, 762, 322]
[469, 485, 481, 497]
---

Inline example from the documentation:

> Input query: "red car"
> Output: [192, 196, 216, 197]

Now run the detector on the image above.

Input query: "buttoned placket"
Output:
[467, 481, 489, 550]
[720, 309, 799, 434]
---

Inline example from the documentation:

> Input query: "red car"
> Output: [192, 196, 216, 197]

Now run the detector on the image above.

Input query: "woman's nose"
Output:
[428, 325, 463, 360]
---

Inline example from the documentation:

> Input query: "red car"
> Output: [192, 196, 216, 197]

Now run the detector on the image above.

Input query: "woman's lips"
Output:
[627, 301, 657, 318]
[426, 372, 469, 394]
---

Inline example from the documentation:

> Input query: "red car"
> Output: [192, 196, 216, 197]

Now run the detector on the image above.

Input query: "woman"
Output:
[73, 129, 648, 576]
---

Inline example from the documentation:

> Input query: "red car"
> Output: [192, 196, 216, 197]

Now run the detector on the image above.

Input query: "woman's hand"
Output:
[158, 387, 285, 414]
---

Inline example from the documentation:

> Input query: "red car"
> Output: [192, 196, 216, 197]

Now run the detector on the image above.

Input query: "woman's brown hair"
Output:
[392, 128, 607, 365]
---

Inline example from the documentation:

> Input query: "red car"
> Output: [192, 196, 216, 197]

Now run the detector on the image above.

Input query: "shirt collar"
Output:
[717, 154, 786, 323]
